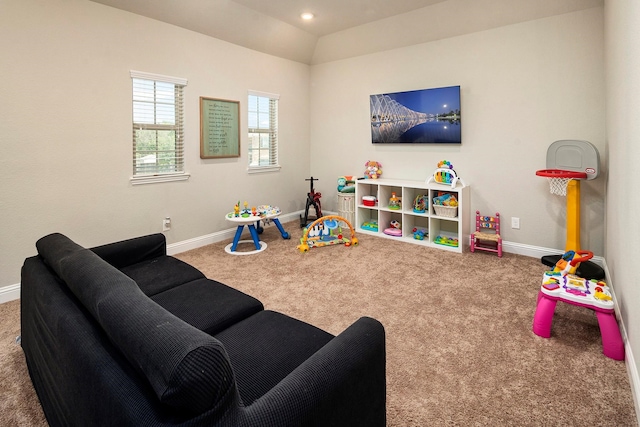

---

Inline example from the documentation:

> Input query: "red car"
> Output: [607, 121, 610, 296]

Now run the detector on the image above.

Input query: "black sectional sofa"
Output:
[20, 233, 386, 426]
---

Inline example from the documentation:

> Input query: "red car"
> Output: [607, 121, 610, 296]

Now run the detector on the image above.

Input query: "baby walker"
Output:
[535, 140, 604, 280]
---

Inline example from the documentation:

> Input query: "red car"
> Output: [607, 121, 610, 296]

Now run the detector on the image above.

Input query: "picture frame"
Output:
[200, 97, 240, 158]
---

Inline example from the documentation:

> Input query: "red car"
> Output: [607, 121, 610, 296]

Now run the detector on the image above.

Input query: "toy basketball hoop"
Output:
[536, 169, 587, 196]
[536, 140, 604, 280]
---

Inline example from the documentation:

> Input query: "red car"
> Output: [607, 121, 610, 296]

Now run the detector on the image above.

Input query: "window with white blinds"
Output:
[248, 91, 280, 172]
[130, 71, 189, 185]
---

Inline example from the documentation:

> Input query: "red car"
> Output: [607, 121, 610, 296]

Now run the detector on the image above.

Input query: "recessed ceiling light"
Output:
[301, 12, 314, 20]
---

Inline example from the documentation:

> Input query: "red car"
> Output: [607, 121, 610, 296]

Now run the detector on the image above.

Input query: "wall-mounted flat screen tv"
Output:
[370, 85, 461, 144]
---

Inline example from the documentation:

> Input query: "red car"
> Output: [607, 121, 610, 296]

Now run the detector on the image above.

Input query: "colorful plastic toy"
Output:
[432, 192, 458, 207]
[434, 235, 458, 247]
[297, 215, 358, 253]
[426, 160, 465, 188]
[412, 227, 428, 240]
[413, 195, 427, 213]
[225, 204, 289, 255]
[383, 228, 402, 237]
[361, 221, 378, 231]
[388, 192, 401, 210]
[536, 140, 603, 280]
[383, 220, 402, 237]
[552, 249, 593, 276]
[255, 205, 290, 240]
[533, 249, 624, 360]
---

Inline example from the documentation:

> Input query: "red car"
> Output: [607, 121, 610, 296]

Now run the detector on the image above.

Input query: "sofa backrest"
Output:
[35, 233, 236, 414]
[90, 233, 167, 269]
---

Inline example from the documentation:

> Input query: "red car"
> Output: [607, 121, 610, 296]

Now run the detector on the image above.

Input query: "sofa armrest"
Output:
[90, 233, 167, 269]
[237, 316, 386, 427]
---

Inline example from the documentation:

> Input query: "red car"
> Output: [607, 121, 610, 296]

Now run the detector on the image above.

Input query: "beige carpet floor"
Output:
[1, 220, 637, 425]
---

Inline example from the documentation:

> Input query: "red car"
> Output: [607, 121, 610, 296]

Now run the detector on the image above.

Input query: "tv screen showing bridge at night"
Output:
[370, 86, 461, 144]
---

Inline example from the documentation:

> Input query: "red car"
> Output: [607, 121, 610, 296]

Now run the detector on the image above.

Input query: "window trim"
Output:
[129, 70, 190, 185]
[247, 90, 280, 173]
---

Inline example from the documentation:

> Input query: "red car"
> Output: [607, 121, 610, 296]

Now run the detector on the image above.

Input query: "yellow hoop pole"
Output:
[565, 179, 581, 252]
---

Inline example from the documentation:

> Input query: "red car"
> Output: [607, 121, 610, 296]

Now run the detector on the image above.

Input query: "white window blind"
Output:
[130, 71, 189, 184]
[248, 90, 280, 172]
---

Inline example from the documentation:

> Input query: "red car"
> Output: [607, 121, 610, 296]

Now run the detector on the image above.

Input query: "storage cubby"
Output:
[355, 178, 470, 253]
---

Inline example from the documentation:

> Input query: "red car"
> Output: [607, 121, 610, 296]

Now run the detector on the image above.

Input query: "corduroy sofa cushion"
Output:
[151, 278, 263, 335]
[90, 233, 167, 269]
[36, 233, 235, 414]
[35, 232, 85, 274]
[215, 310, 334, 405]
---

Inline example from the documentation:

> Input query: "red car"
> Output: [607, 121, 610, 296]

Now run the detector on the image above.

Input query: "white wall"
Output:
[0, 0, 311, 286]
[0, 1, 610, 286]
[605, 0, 640, 405]
[310, 7, 605, 254]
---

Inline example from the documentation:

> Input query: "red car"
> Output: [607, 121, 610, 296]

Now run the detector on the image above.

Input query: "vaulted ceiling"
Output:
[90, 0, 603, 64]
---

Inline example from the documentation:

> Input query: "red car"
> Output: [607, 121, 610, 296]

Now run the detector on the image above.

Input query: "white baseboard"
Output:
[0, 283, 20, 304]
[166, 211, 303, 255]
[501, 240, 606, 266]
[602, 262, 640, 423]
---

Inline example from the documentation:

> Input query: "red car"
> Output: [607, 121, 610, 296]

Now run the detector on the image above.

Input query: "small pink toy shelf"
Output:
[532, 251, 624, 361]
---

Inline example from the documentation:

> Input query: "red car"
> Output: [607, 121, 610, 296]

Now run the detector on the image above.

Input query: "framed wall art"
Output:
[200, 97, 240, 158]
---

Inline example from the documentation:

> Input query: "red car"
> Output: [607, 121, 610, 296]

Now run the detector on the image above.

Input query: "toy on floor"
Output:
[299, 176, 323, 228]
[470, 211, 502, 257]
[225, 204, 289, 254]
[383, 220, 402, 237]
[297, 215, 358, 252]
[533, 249, 624, 361]
[364, 160, 382, 179]
[536, 140, 603, 280]
[426, 160, 465, 188]
[337, 176, 356, 193]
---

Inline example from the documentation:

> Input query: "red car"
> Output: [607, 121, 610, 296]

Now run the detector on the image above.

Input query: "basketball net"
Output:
[548, 177, 572, 196]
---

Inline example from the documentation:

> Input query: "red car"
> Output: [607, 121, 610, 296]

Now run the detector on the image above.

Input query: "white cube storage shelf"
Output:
[355, 178, 470, 253]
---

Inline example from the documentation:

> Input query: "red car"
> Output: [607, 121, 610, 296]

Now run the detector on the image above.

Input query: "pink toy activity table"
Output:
[532, 272, 624, 361]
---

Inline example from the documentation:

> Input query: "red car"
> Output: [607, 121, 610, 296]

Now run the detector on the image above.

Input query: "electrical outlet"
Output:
[511, 217, 520, 229]
[163, 217, 171, 232]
